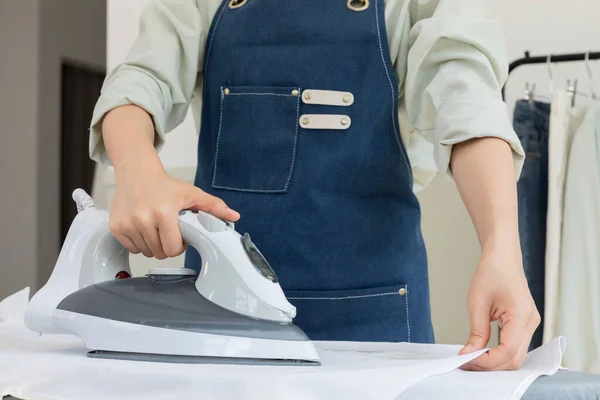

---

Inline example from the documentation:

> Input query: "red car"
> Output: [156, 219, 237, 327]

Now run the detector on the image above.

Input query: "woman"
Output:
[90, 0, 539, 371]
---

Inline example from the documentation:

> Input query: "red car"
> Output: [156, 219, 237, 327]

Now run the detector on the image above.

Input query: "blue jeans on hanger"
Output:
[513, 99, 550, 351]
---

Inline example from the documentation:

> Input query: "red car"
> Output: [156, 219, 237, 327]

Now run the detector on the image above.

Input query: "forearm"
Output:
[451, 137, 521, 258]
[102, 105, 165, 176]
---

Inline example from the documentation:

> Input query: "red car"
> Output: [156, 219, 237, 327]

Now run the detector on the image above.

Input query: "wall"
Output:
[0, 0, 106, 299]
[99, 0, 600, 346]
[0, 1, 41, 300]
[37, 0, 107, 288]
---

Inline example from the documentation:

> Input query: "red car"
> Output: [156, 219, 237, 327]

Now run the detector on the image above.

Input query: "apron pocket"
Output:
[285, 284, 410, 342]
[212, 86, 301, 193]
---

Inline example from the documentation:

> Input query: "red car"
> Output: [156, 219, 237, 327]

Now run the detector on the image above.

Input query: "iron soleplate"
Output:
[87, 350, 321, 366]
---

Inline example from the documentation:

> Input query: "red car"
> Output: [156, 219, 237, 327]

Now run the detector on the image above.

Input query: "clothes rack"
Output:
[502, 50, 600, 99]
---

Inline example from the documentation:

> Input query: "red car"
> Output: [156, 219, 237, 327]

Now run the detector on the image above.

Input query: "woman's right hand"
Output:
[101, 104, 238, 259]
[109, 164, 240, 259]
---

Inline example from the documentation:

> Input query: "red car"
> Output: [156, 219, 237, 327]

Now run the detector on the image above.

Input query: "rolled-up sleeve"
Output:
[404, 0, 525, 180]
[89, 0, 206, 165]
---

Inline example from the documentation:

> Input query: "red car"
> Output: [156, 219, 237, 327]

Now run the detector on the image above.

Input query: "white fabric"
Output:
[0, 287, 28, 325]
[399, 336, 567, 400]
[89, 0, 525, 191]
[556, 104, 600, 373]
[0, 289, 565, 400]
[543, 89, 582, 344]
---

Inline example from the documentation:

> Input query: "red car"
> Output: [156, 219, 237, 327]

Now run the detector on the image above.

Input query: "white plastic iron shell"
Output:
[25, 194, 129, 333]
[178, 210, 296, 322]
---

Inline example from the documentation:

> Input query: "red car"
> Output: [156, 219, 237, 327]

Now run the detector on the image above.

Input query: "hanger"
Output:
[502, 50, 600, 100]
[524, 82, 536, 106]
[523, 55, 554, 107]
[565, 51, 598, 107]
[547, 54, 555, 98]
[585, 52, 596, 100]
[566, 79, 579, 107]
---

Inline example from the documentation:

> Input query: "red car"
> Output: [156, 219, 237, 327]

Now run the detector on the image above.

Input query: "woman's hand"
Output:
[110, 164, 240, 259]
[459, 246, 540, 371]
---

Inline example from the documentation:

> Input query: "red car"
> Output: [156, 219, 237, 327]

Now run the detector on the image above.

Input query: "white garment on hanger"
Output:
[556, 104, 600, 373]
[0, 289, 565, 400]
[543, 90, 585, 344]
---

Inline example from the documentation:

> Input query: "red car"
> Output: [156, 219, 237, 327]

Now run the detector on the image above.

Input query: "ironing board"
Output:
[2, 287, 599, 399]
[523, 370, 600, 399]
[3, 370, 600, 400]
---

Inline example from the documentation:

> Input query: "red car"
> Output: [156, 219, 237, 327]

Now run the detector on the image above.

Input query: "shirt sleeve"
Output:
[404, 0, 525, 180]
[89, 0, 208, 165]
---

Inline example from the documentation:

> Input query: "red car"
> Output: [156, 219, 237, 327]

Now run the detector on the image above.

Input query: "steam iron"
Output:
[25, 189, 320, 366]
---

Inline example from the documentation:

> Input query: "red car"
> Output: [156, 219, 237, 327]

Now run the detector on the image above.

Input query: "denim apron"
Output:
[185, 0, 434, 344]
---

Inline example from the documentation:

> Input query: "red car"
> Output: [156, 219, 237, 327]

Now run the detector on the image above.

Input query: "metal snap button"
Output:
[343, 95, 351, 104]
[340, 117, 349, 126]
[223, 88, 230, 95]
[398, 288, 407, 296]
[228, 0, 247, 9]
[301, 118, 310, 126]
[347, 0, 369, 12]
[291, 89, 299, 96]
[304, 91, 312, 101]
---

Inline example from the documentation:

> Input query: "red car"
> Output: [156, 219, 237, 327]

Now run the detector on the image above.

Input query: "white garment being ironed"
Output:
[556, 104, 600, 373]
[543, 90, 585, 344]
[0, 289, 565, 400]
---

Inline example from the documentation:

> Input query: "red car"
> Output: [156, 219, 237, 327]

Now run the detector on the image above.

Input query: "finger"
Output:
[497, 339, 528, 370]
[462, 339, 528, 372]
[490, 311, 540, 371]
[462, 317, 525, 371]
[114, 232, 140, 254]
[459, 303, 491, 355]
[183, 186, 240, 222]
[127, 229, 152, 258]
[141, 224, 167, 260]
[156, 208, 185, 258]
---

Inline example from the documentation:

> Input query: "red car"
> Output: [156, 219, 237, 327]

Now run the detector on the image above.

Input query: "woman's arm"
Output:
[451, 137, 539, 371]
[102, 105, 160, 172]
[402, 0, 531, 370]
[451, 137, 520, 253]
[91, 1, 239, 260]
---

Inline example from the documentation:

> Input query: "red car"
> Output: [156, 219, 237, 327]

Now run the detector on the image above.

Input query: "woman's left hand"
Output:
[458, 248, 541, 371]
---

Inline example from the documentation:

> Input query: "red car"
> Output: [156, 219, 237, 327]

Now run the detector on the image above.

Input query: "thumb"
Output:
[459, 305, 491, 355]
[182, 186, 240, 222]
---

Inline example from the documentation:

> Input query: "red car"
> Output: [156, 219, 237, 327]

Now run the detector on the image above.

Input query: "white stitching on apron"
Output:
[405, 284, 411, 342]
[203, 3, 227, 73]
[211, 89, 226, 187]
[286, 92, 301, 189]
[287, 292, 398, 300]
[374, 0, 412, 175]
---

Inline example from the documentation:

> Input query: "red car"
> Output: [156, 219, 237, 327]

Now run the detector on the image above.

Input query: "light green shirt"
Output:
[90, 0, 525, 190]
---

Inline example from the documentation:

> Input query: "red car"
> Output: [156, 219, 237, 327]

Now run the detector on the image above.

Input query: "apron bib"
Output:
[186, 0, 434, 343]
